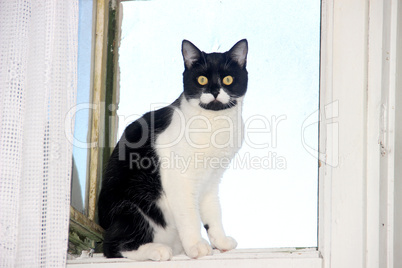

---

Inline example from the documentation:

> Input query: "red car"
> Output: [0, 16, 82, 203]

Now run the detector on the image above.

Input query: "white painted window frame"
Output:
[68, 0, 401, 267]
[319, 0, 400, 268]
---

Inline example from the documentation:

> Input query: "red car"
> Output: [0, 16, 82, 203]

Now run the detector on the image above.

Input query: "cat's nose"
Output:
[210, 89, 219, 99]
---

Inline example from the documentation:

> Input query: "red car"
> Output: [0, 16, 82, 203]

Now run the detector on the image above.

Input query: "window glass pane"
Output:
[118, 0, 320, 248]
[71, 0, 94, 214]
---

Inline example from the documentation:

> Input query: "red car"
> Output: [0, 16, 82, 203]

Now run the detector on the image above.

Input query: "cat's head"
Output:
[181, 39, 248, 111]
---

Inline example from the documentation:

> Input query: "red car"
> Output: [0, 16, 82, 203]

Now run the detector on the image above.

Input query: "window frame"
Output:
[68, 0, 401, 266]
[69, 0, 121, 255]
[318, 0, 399, 267]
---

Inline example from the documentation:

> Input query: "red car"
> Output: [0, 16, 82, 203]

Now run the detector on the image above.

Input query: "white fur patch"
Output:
[200, 90, 231, 105]
[216, 89, 230, 104]
[200, 93, 215, 104]
[188, 98, 201, 108]
[153, 95, 243, 258]
[122, 243, 173, 261]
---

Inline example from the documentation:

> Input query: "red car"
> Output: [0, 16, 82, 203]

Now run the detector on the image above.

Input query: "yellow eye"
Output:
[197, 76, 208, 85]
[223, 75, 233, 85]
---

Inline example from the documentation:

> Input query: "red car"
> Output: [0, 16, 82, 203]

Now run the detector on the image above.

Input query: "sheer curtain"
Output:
[0, 1, 78, 267]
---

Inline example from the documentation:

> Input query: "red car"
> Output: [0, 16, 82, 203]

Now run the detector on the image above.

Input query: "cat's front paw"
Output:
[210, 236, 237, 252]
[145, 243, 173, 261]
[184, 239, 213, 259]
[122, 243, 173, 261]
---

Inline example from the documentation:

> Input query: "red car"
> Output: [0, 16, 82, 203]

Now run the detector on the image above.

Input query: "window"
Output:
[68, 0, 402, 267]
[118, 0, 320, 248]
[69, 0, 99, 255]
[71, 0, 94, 216]
[68, 0, 119, 256]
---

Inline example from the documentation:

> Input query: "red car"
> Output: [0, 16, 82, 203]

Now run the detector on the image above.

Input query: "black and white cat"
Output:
[98, 39, 248, 261]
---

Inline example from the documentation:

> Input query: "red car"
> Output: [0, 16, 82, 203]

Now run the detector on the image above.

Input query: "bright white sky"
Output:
[118, 0, 320, 248]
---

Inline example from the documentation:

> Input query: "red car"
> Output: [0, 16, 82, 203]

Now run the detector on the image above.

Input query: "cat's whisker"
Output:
[228, 99, 236, 108]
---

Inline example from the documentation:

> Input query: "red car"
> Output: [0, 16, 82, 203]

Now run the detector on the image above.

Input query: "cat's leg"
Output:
[162, 172, 213, 259]
[200, 180, 238, 252]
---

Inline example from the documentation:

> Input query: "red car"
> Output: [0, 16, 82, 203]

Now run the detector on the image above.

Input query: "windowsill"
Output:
[67, 248, 322, 268]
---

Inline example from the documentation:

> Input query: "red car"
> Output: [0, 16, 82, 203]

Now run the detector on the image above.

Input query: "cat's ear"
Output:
[182, 40, 202, 69]
[228, 39, 248, 68]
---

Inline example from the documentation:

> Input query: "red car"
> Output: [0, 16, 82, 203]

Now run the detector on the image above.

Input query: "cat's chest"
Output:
[155, 105, 243, 159]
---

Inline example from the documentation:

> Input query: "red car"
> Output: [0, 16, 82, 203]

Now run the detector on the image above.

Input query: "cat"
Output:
[98, 39, 248, 261]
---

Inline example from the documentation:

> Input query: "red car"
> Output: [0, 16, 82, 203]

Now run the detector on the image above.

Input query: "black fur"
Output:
[98, 100, 179, 258]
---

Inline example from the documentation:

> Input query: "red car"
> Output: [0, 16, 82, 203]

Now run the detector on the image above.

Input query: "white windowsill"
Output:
[67, 248, 322, 268]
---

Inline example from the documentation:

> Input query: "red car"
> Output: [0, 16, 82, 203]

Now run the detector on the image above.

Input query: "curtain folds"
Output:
[0, 1, 78, 267]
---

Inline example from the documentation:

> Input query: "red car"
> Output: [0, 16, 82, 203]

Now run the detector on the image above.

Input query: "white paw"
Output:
[209, 236, 237, 252]
[185, 238, 213, 259]
[123, 243, 173, 261]
[146, 244, 173, 261]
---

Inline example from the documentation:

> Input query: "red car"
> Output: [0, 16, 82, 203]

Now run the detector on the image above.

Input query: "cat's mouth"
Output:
[199, 99, 237, 111]
[197, 90, 237, 111]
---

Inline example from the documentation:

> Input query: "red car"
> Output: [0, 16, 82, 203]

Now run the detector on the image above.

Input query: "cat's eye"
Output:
[197, 76, 208, 85]
[222, 75, 233, 85]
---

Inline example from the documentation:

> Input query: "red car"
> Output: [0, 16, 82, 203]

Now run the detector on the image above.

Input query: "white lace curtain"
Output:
[0, 1, 78, 267]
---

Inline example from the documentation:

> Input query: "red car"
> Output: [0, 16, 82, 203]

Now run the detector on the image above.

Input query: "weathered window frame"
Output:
[68, 0, 121, 256]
